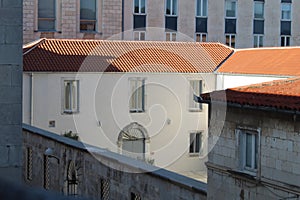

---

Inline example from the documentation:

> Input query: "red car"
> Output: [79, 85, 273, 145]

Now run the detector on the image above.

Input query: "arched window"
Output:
[67, 161, 78, 196]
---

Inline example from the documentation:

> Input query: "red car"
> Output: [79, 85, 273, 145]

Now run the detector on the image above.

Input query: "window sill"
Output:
[62, 111, 79, 115]
[189, 109, 202, 112]
[189, 153, 200, 157]
[227, 169, 258, 180]
[34, 30, 61, 33]
[129, 110, 145, 113]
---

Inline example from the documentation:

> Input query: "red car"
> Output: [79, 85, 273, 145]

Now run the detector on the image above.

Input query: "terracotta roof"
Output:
[217, 47, 300, 76]
[23, 39, 233, 73]
[201, 77, 300, 112]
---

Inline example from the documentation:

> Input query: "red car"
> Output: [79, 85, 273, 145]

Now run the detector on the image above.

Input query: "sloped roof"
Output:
[23, 38, 233, 73]
[217, 47, 300, 76]
[201, 77, 300, 112]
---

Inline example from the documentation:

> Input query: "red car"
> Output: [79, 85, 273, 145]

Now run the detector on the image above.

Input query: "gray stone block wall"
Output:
[0, 0, 23, 181]
[207, 105, 300, 199]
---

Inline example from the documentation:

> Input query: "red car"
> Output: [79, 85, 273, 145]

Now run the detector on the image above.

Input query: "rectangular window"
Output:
[253, 20, 264, 34]
[134, 0, 146, 14]
[129, 79, 145, 112]
[166, 32, 176, 41]
[195, 33, 207, 42]
[281, 36, 290, 46]
[189, 132, 202, 154]
[165, 16, 177, 31]
[196, 17, 207, 33]
[189, 80, 202, 110]
[254, 35, 263, 48]
[237, 128, 260, 173]
[63, 80, 79, 114]
[38, 0, 55, 31]
[101, 179, 110, 200]
[225, 0, 237, 18]
[281, 21, 291, 35]
[166, 0, 177, 16]
[225, 19, 236, 34]
[134, 15, 146, 30]
[134, 31, 146, 40]
[281, 3, 291, 20]
[226, 34, 235, 48]
[254, 1, 264, 19]
[80, 0, 96, 31]
[196, 0, 207, 17]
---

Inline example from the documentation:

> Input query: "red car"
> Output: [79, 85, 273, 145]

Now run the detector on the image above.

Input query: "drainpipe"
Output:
[29, 73, 34, 126]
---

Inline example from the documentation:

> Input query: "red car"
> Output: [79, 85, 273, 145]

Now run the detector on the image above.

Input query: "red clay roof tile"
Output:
[217, 47, 300, 76]
[201, 77, 300, 112]
[23, 39, 233, 73]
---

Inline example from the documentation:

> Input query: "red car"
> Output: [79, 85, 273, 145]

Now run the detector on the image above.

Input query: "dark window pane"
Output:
[134, 0, 139, 13]
[38, 0, 55, 18]
[196, 17, 207, 33]
[281, 21, 291, 35]
[195, 134, 200, 153]
[38, 20, 55, 31]
[189, 134, 194, 153]
[166, 0, 171, 15]
[225, 19, 236, 33]
[134, 15, 146, 30]
[281, 0, 292, 3]
[253, 20, 264, 34]
[254, 2, 264, 19]
[165, 16, 177, 31]
[80, 0, 96, 20]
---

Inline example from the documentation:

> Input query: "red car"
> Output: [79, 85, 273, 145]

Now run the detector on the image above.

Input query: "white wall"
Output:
[23, 72, 216, 175]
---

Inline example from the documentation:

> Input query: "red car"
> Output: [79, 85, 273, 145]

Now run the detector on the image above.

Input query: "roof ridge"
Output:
[23, 38, 46, 55]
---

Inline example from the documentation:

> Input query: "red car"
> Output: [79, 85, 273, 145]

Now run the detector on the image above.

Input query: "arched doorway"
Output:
[118, 122, 148, 161]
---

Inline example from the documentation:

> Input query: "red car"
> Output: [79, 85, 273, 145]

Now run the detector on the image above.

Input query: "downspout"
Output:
[29, 73, 34, 126]
[121, 0, 124, 39]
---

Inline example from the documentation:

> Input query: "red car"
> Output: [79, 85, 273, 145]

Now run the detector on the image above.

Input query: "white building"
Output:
[23, 38, 233, 180]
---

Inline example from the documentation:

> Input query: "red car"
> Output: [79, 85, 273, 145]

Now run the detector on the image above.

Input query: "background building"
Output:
[23, 0, 300, 48]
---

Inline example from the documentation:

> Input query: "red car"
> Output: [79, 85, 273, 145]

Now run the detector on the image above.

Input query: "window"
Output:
[134, 0, 146, 14]
[254, 35, 263, 48]
[134, 31, 146, 40]
[253, 1, 264, 35]
[129, 79, 145, 112]
[101, 179, 110, 200]
[225, 34, 235, 48]
[80, 0, 96, 31]
[189, 80, 202, 110]
[131, 192, 142, 200]
[166, 32, 176, 41]
[281, 36, 290, 46]
[67, 161, 78, 196]
[225, 0, 237, 18]
[196, 18, 207, 33]
[38, 0, 56, 31]
[195, 33, 207, 42]
[165, 0, 177, 16]
[134, 15, 146, 30]
[237, 128, 260, 173]
[196, 0, 207, 17]
[281, 3, 291, 20]
[63, 80, 79, 114]
[189, 132, 202, 154]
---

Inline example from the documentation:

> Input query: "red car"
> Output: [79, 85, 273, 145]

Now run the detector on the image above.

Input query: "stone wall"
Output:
[0, 0, 23, 181]
[207, 105, 300, 199]
[22, 124, 207, 200]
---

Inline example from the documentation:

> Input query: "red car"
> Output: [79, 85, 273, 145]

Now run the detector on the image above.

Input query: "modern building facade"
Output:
[23, 0, 300, 48]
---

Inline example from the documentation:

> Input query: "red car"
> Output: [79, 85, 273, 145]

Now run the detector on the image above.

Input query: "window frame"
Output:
[281, 35, 291, 46]
[165, 32, 177, 41]
[133, 0, 146, 14]
[225, 0, 237, 19]
[165, 0, 178, 16]
[225, 34, 236, 48]
[133, 31, 146, 40]
[254, 1, 264, 20]
[189, 132, 203, 156]
[129, 78, 145, 113]
[281, 3, 292, 21]
[189, 79, 202, 111]
[196, 0, 207, 17]
[253, 34, 264, 48]
[80, 0, 97, 32]
[236, 127, 261, 176]
[37, 0, 56, 31]
[62, 79, 80, 114]
[195, 33, 207, 42]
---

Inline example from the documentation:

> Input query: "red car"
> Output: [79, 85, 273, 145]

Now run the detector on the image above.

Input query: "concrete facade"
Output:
[23, 0, 122, 43]
[23, 124, 207, 200]
[207, 104, 300, 199]
[23, 72, 214, 180]
[0, 0, 23, 181]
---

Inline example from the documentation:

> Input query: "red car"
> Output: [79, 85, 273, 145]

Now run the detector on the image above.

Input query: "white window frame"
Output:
[253, 1, 264, 20]
[253, 34, 263, 48]
[62, 79, 79, 114]
[189, 132, 202, 155]
[189, 80, 202, 111]
[281, 3, 292, 21]
[133, 31, 146, 40]
[133, 0, 146, 14]
[165, 0, 178, 16]
[165, 32, 177, 41]
[129, 78, 145, 113]
[195, 33, 207, 42]
[281, 35, 291, 46]
[236, 127, 261, 175]
[196, 0, 207, 17]
[225, 34, 236, 48]
[225, 0, 237, 19]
